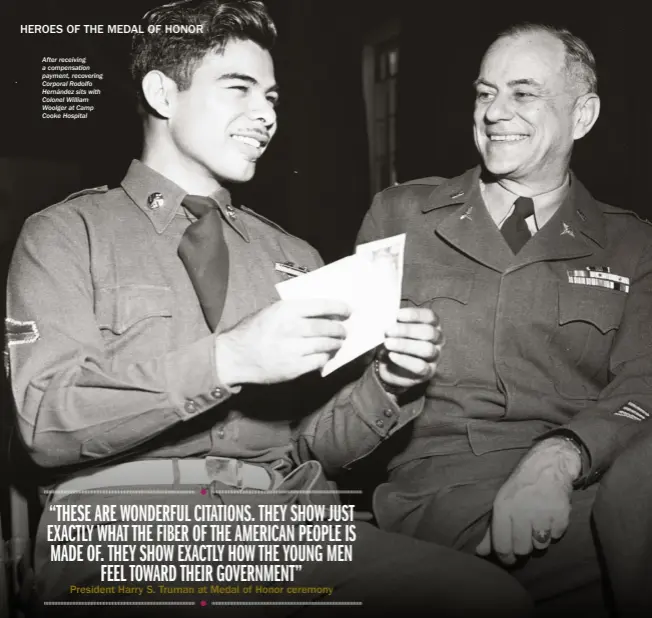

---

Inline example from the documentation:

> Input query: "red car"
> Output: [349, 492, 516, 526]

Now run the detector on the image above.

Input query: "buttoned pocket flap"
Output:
[95, 285, 173, 334]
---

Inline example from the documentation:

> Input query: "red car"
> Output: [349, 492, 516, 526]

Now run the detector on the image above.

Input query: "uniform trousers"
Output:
[377, 449, 608, 617]
[594, 423, 652, 617]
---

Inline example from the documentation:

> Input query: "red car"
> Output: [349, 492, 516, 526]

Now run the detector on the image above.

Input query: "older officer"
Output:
[5, 1, 532, 617]
[358, 23, 652, 614]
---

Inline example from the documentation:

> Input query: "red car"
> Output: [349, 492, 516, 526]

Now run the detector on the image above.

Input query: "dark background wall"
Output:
[397, 0, 650, 213]
[2, 0, 649, 264]
[2, 0, 379, 263]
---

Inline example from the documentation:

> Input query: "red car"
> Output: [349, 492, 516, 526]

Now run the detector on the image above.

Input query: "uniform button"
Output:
[216, 428, 225, 439]
[375, 419, 385, 429]
[210, 387, 223, 400]
[147, 192, 165, 210]
[184, 399, 198, 414]
[383, 409, 393, 418]
[225, 205, 237, 219]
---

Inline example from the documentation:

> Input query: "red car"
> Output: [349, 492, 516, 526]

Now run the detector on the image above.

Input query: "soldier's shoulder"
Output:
[240, 205, 295, 236]
[24, 185, 124, 236]
[36, 184, 112, 216]
[240, 205, 321, 265]
[60, 185, 111, 203]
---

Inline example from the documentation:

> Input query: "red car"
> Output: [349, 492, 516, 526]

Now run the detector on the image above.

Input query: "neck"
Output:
[494, 174, 568, 198]
[141, 127, 223, 196]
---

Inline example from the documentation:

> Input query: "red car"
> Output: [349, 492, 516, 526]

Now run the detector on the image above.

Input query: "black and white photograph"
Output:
[1, 1, 651, 617]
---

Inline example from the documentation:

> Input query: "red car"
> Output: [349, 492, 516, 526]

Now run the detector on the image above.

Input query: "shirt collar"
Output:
[480, 174, 570, 230]
[120, 159, 248, 240]
[121, 159, 187, 234]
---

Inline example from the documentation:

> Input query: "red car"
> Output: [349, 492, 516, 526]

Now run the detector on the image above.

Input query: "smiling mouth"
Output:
[231, 134, 268, 149]
[488, 134, 528, 142]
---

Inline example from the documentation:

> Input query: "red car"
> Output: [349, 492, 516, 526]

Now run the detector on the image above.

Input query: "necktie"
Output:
[501, 196, 535, 254]
[178, 195, 230, 331]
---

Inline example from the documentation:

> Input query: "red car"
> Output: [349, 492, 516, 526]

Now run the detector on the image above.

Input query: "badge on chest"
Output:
[567, 266, 630, 293]
[275, 262, 309, 278]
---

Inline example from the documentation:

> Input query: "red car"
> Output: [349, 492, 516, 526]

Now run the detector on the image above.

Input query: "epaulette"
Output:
[381, 176, 449, 193]
[603, 204, 652, 227]
[61, 185, 109, 203]
[631, 211, 652, 227]
[397, 176, 449, 187]
[241, 205, 292, 235]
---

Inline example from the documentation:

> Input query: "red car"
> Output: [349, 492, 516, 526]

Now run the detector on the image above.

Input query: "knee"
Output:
[457, 561, 535, 618]
[412, 494, 490, 551]
[596, 431, 652, 504]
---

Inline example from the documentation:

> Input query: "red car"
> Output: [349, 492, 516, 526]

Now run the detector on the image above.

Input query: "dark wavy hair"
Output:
[131, 0, 277, 94]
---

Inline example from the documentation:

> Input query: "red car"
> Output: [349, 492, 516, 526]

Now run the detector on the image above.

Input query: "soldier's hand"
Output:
[376, 307, 444, 392]
[214, 299, 351, 385]
[475, 437, 581, 565]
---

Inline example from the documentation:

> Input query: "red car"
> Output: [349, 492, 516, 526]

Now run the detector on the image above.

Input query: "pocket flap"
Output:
[467, 420, 553, 456]
[558, 281, 624, 334]
[402, 265, 475, 306]
[95, 285, 173, 334]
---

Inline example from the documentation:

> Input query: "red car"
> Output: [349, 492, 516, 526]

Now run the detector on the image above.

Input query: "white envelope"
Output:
[275, 234, 405, 376]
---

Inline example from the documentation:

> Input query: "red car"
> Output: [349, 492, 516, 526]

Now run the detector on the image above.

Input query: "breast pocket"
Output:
[402, 265, 475, 385]
[549, 281, 625, 399]
[402, 265, 474, 307]
[95, 285, 174, 361]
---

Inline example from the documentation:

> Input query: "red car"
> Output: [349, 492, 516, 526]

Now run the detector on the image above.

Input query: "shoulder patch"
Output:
[60, 185, 109, 203]
[241, 205, 292, 235]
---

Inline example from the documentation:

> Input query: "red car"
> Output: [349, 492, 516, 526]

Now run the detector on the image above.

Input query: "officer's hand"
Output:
[376, 307, 444, 391]
[475, 438, 581, 565]
[214, 299, 351, 386]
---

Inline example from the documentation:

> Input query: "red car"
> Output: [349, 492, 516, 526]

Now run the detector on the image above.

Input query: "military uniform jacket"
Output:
[6, 160, 417, 474]
[357, 166, 652, 487]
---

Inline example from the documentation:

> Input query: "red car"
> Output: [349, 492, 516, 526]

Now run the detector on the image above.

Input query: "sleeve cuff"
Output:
[164, 335, 238, 420]
[350, 365, 424, 438]
[534, 428, 592, 488]
[538, 413, 643, 488]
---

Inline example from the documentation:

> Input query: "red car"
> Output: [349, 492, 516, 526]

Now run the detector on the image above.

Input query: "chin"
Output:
[482, 155, 521, 178]
[215, 164, 256, 184]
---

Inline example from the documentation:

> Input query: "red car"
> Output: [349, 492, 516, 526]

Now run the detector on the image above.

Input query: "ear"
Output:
[141, 70, 178, 119]
[572, 93, 600, 141]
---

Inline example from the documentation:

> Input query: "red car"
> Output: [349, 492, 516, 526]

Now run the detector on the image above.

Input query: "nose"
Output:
[483, 93, 514, 124]
[248, 93, 276, 130]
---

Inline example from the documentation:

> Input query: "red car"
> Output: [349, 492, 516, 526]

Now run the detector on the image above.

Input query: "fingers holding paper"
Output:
[377, 307, 444, 390]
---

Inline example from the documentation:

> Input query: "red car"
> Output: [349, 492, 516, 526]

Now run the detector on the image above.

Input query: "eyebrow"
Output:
[473, 77, 543, 89]
[217, 72, 279, 94]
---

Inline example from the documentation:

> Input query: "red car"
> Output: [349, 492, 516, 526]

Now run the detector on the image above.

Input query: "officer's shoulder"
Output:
[601, 202, 652, 228]
[380, 176, 449, 194]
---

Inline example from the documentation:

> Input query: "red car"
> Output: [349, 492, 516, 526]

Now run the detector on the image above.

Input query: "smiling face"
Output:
[473, 31, 580, 191]
[167, 38, 278, 186]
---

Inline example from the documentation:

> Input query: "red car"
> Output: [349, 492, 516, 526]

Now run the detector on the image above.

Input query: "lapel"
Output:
[428, 168, 606, 274]
[505, 173, 606, 273]
[433, 167, 516, 272]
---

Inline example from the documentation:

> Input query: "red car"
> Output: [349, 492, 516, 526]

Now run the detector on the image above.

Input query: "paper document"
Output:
[276, 234, 405, 376]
